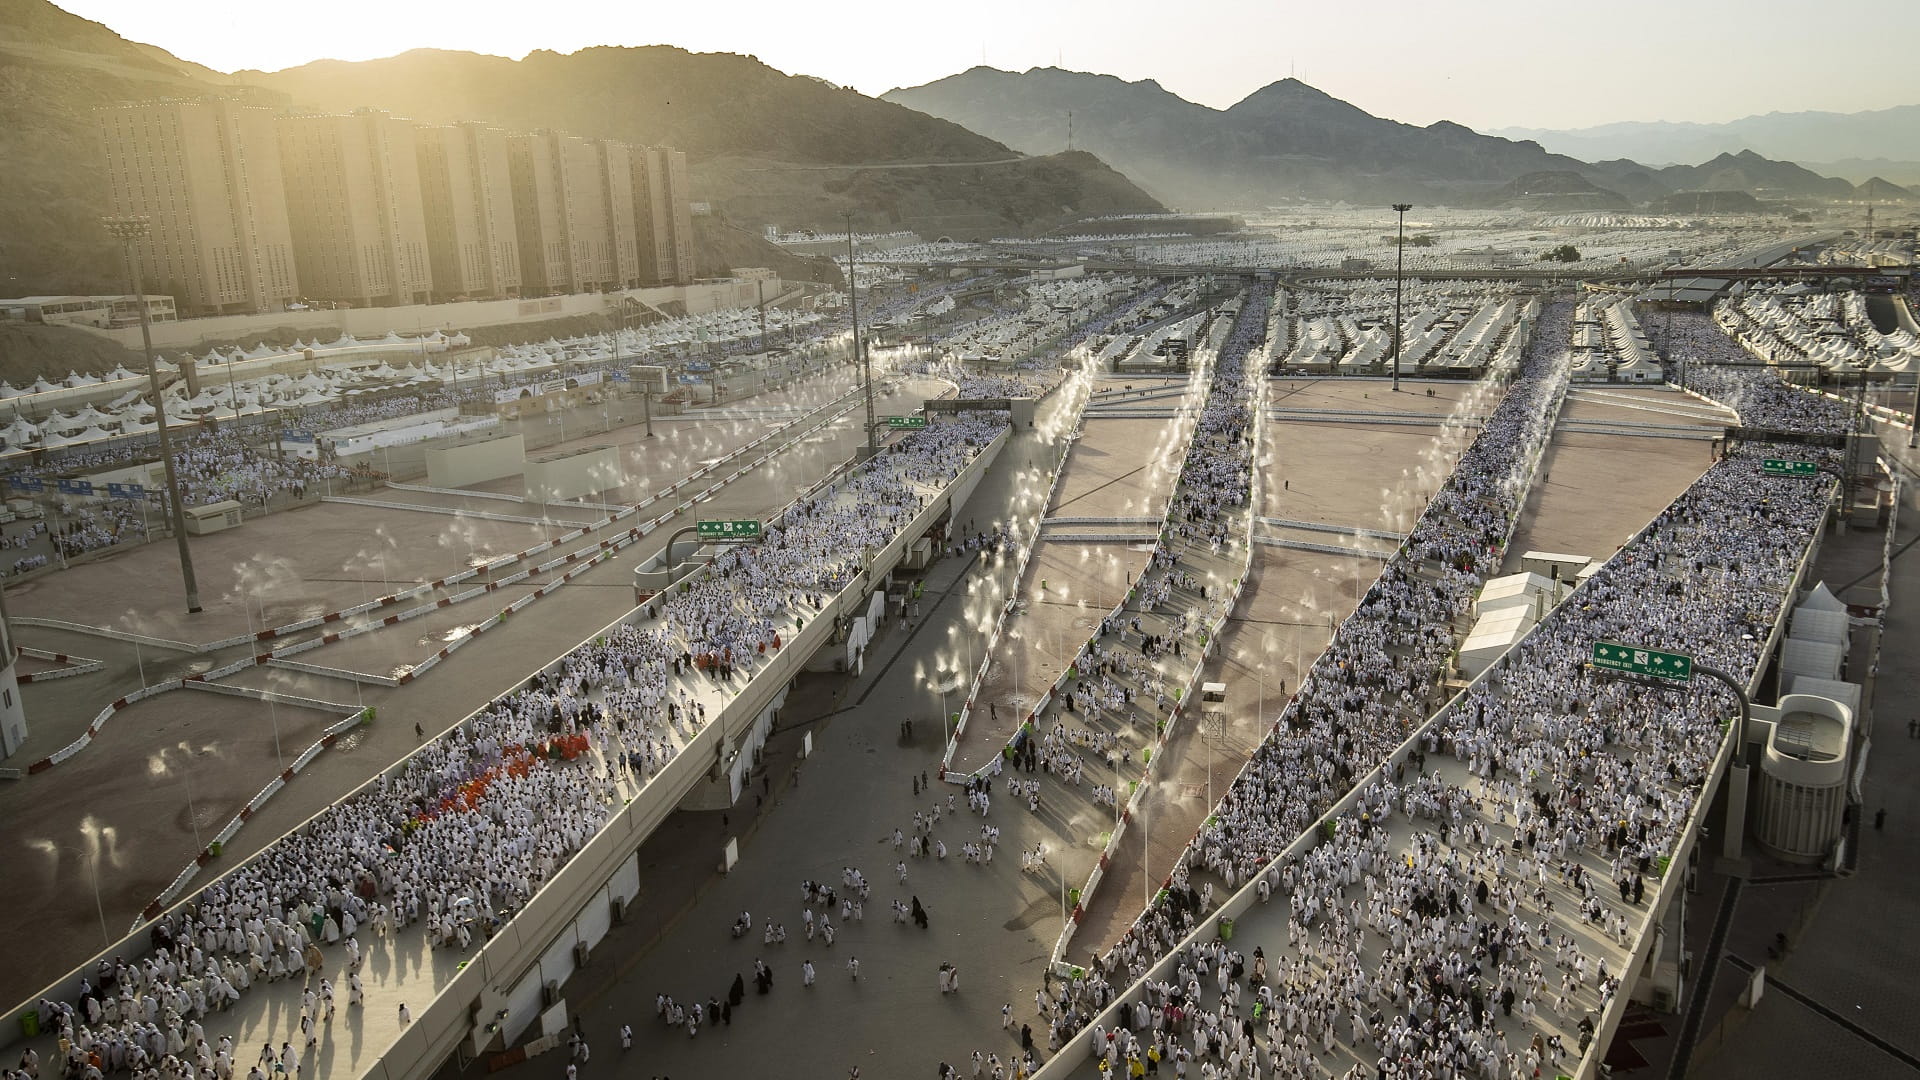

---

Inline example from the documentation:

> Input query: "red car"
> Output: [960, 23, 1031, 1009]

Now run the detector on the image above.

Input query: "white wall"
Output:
[71, 281, 774, 352]
[425, 434, 525, 487]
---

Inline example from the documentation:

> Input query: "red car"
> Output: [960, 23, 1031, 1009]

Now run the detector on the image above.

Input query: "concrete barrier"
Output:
[12, 647, 104, 683]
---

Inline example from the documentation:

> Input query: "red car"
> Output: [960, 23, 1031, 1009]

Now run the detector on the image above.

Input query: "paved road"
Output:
[1674, 507, 1920, 1080]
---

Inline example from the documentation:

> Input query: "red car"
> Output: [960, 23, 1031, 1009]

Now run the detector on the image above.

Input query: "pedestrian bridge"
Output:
[1, 426, 1010, 1080]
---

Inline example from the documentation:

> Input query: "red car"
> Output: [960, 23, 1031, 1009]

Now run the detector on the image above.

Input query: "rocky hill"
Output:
[238, 45, 1010, 166]
[1852, 176, 1917, 202]
[883, 66, 1865, 212]
[0, 1, 1161, 298]
[884, 67, 1633, 207]
[1652, 150, 1854, 200]
[1483, 171, 1631, 211]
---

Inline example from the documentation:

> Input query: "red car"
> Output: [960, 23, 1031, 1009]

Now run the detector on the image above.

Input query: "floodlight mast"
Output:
[103, 215, 202, 614]
[1391, 203, 1412, 393]
[846, 214, 877, 457]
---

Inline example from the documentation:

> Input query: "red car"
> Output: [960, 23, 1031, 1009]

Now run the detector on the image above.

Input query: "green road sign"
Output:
[1591, 641, 1693, 681]
[696, 519, 762, 541]
[1760, 458, 1817, 477]
[886, 415, 928, 430]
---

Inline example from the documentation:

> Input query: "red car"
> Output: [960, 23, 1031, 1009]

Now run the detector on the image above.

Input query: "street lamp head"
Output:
[1392, 203, 1413, 214]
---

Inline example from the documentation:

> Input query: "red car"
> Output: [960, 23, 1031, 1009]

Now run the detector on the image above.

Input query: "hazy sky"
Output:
[58, 0, 1920, 131]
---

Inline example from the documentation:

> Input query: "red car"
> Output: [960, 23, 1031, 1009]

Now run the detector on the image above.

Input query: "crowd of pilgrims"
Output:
[1015, 287, 1267, 822]
[23, 409, 1011, 1080]
[4, 275, 1155, 580]
[663, 415, 1003, 667]
[1, 427, 353, 577]
[1647, 310, 1858, 439]
[0, 323, 863, 573]
[12, 420, 356, 512]
[1016, 299, 1848, 1079]
[897, 279, 1177, 405]
[1166, 287, 1261, 554]
[932, 287, 1270, 1080]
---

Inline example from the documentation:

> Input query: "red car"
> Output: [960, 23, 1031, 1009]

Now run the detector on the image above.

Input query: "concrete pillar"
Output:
[1722, 762, 1749, 861]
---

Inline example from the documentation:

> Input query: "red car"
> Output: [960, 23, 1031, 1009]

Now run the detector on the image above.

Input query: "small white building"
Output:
[1474, 571, 1560, 621]
[1519, 550, 1591, 583]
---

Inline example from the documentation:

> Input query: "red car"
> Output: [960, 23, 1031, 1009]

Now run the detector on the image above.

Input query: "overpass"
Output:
[1031, 465, 1836, 1080]
[1650, 265, 1909, 281]
[0, 419, 1012, 1080]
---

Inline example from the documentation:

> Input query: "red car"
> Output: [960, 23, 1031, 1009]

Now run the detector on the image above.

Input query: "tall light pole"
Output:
[103, 216, 202, 613]
[757, 277, 770, 354]
[1908, 357, 1919, 450]
[846, 214, 877, 458]
[1391, 203, 1412, 393]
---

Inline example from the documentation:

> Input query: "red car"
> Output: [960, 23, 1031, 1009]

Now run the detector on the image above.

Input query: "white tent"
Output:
[1457, 610, 1534, 679]
[1791, 607, 1849, 648]
[1780, 638, 1843, 683]
[1799, 581, 1846, 613]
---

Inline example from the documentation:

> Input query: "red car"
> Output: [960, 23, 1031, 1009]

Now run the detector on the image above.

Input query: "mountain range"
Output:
[1492, 103, 1920, 184]
[3, 0, 1913, 301]
[883, 67, 1911, 211]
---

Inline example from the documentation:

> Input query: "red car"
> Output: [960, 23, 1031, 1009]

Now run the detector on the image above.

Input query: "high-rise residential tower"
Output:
[416, 121, 522, 301]
[97, 99, 300, 315]
[631, 145, 696, 286]
[277, 108, 433, 307]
